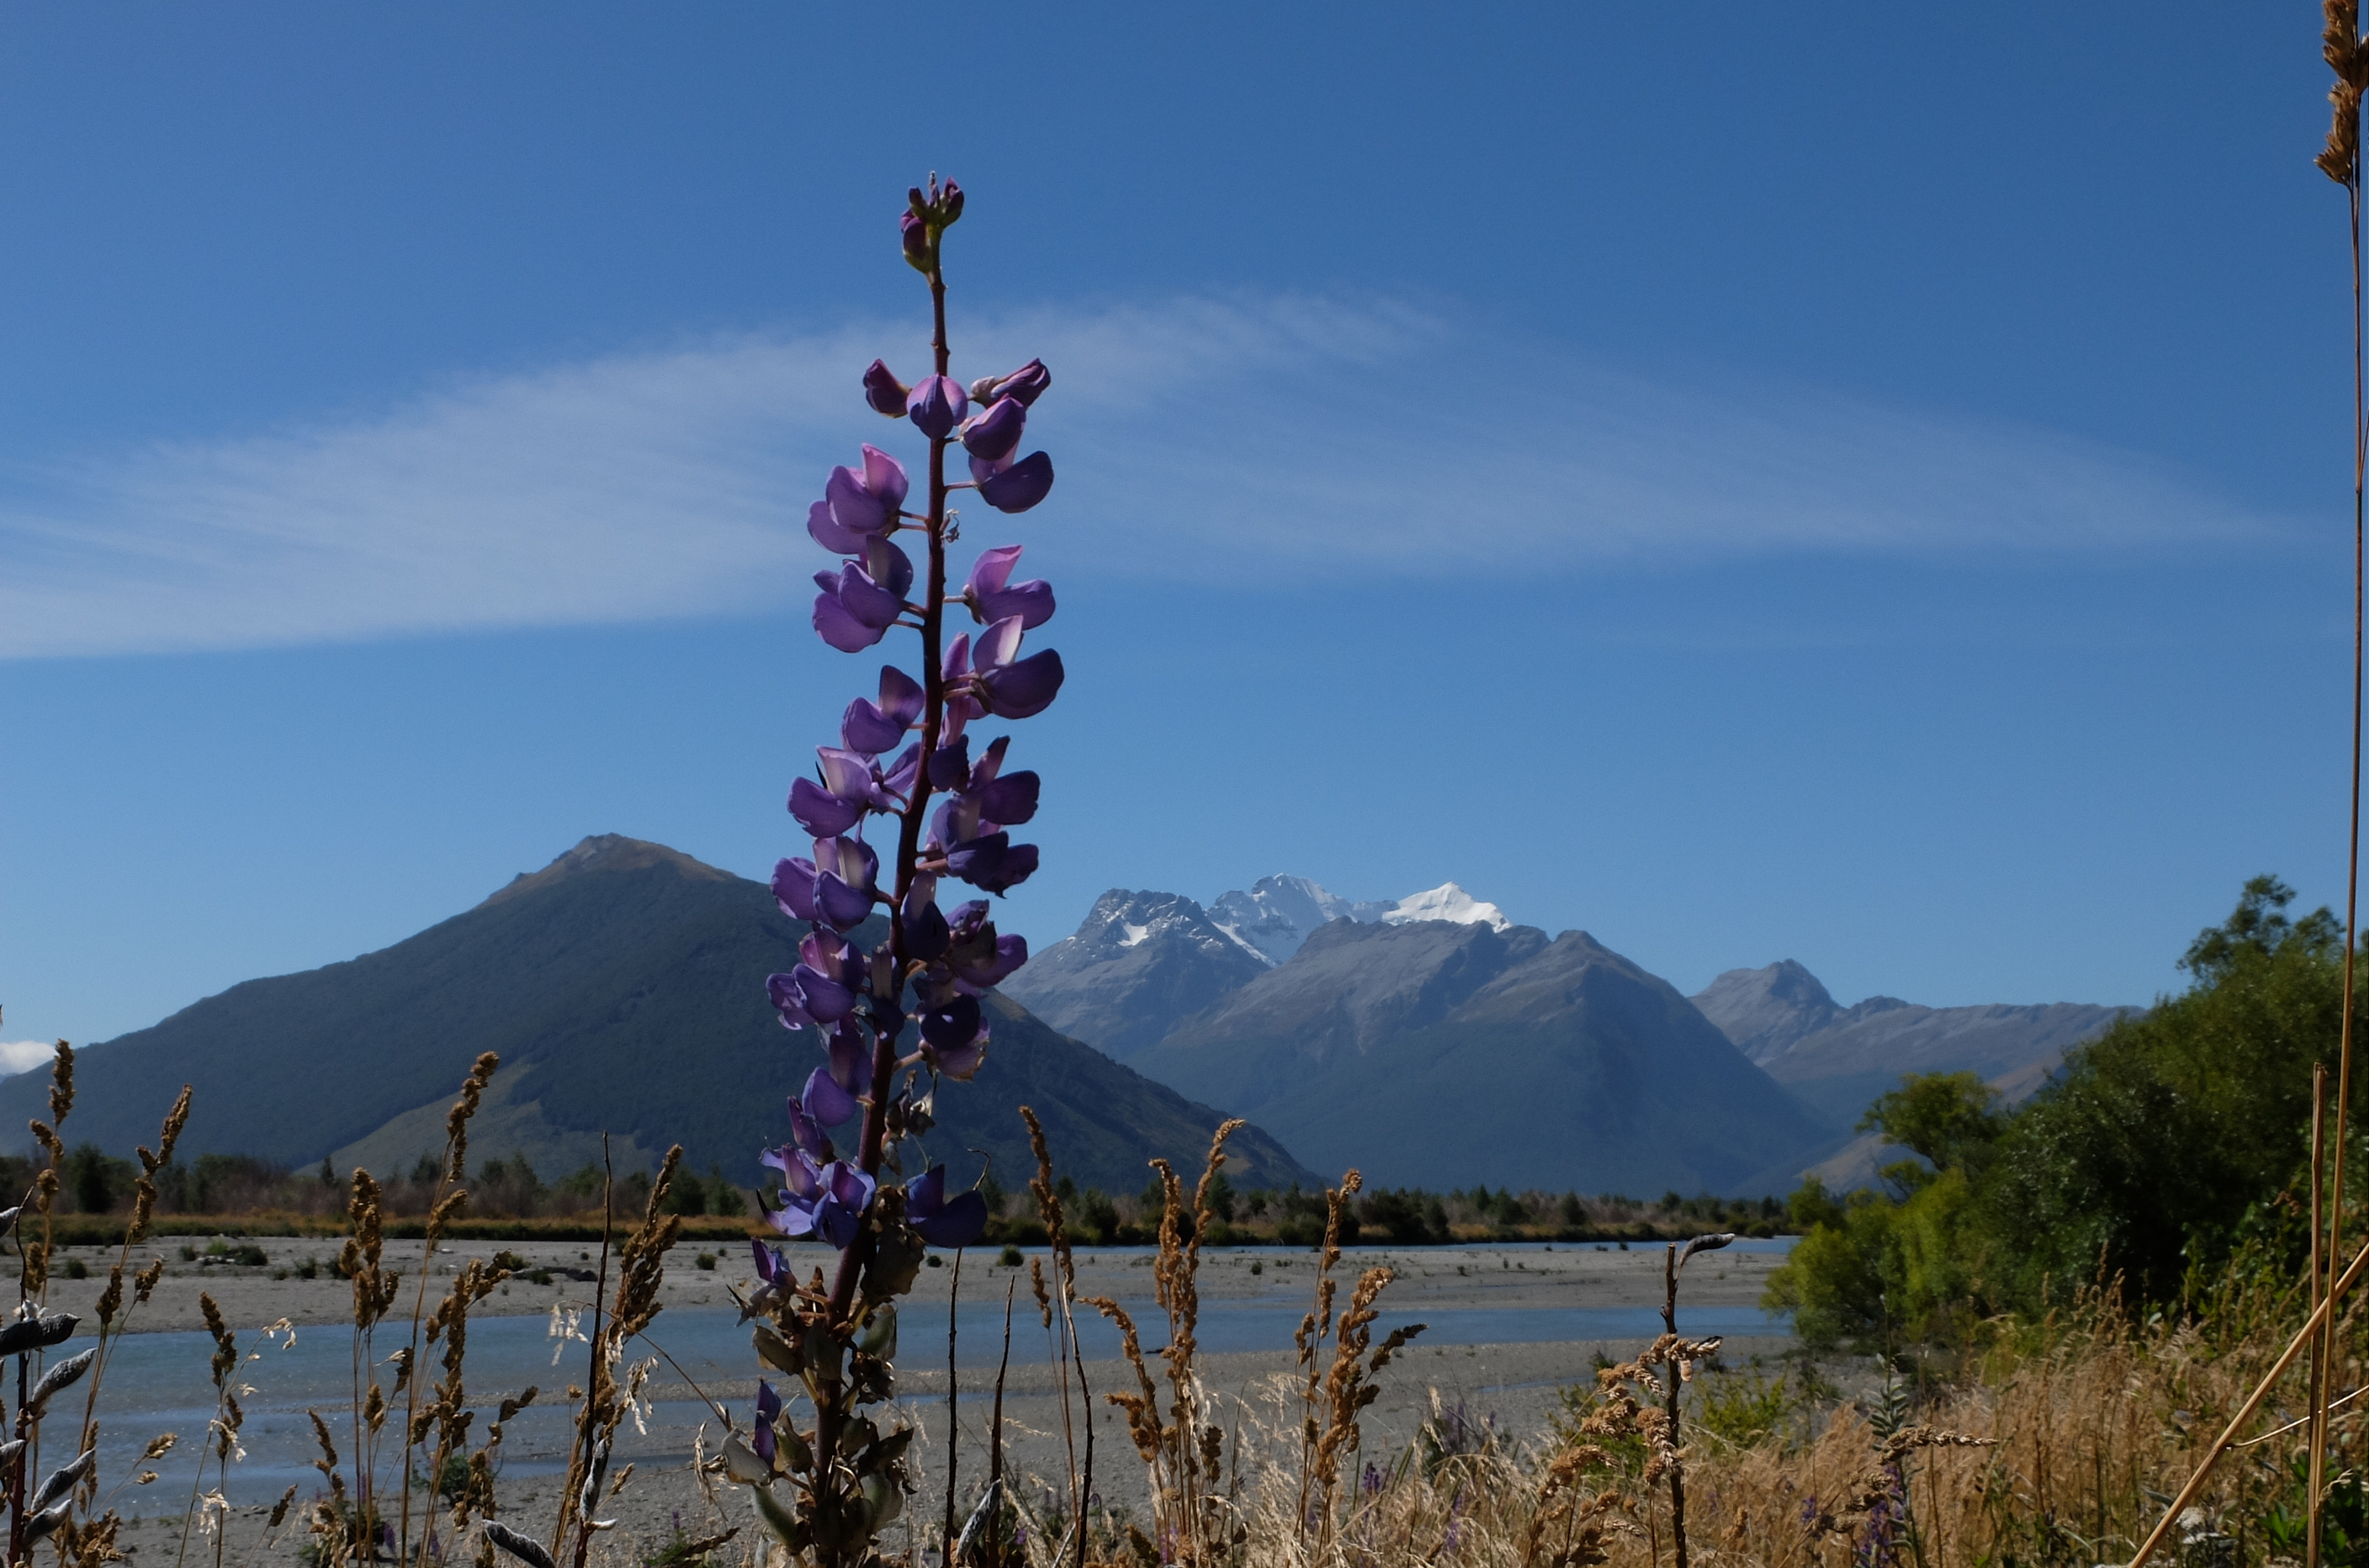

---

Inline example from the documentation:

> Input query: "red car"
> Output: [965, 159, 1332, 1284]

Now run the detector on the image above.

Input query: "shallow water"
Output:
[69, 1287, 1793, 1504]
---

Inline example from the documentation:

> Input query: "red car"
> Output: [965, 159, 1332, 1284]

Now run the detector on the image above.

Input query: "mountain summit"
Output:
[1207, 874, 1510, 967]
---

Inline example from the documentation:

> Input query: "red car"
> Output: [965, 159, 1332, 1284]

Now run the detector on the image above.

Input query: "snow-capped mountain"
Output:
[997, 889, 1271, 1057]
[1208, 874, 1510, 967]
[1006, 875, 1517, 1060]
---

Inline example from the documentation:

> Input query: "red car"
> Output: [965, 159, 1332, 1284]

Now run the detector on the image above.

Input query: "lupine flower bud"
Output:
[968, 358, 1052, 410]
[901, 211, 930, 273]
[906, 376, 967, 440]
[960, 397, 1027, 463]
[862, 360, 910, 418]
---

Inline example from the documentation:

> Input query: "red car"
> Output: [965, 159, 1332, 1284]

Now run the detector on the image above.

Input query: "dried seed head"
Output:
[46, 1042, 73, 1129]
[2324, 0, 2368, 184]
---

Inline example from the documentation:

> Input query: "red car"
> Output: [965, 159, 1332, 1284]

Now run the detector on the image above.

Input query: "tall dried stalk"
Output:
[2310, 11, 2366, 1563]
[1087, 1120, 1258, 1565]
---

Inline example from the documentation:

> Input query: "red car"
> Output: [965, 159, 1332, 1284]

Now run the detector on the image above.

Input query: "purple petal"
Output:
[813, 590, 888, 654]
[941, 632, 972, 681]
[906, 376, 968, 440]
[965, 545, 1024, 599]
[826, 464, 891, 537]
[906, 1165, 947, 1220]
[978, 580, 1054, 629]
[861, 443, 910, 511]
[752, 1238, 786, 1282]
[952, 932, 1029, 991]
[767, 1200, 819, 1238]
[840, 698, 904, 756]
[789, 778, 864, 840]
[978, 771, 1039, 828]
[914, 1190, 988, 1248]
[879, 666, 924, 728]
[766, 972, 814, 1030]
[968, 358, 1050, 410]
[981, 649, 1065, 719]
[929, 735, 971, 790]
[829, 1163, 877, 1210]
[922, 1036, 988, 1080]
[816, 749, 879, 804]
[809, 499, 867, 555]
[904, 892, 950, 963]
[771, 859, 819, 923]
[862, 361, 909, 418]
[786, 1098, 829, 1158]
[756, 1379, 782, 1423]
[922, 995, 983, 1051]
[978, 451, 1054, 513]
[835, 564, 904, 631]
[945, 832, 1010, 887]
[975, 615, 1025, 673]
[968, 735, 1010, 787]
[803, 1067, 862, 1127]
[792, 963, 856, 1022]
[882, 743, 922, 796]
[960, 398, 1027, 464]
[815, 872, 874, 932]
[754, 1417, 777, 1467]
[862, 535, 915, 599]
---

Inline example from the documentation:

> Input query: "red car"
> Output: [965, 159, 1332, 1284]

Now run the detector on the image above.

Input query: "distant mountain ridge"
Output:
[1690, 959, 2143, 1189]
[0, 836, 1318, 1195]
[1127, 918, 1834, 1195]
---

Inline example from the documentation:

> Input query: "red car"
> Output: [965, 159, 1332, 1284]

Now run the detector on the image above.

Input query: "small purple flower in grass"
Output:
[862, 361, 909, 418]
[907, 375, 968, 440]
[963, 546, 1054, 629]
[904, 1164, 988, 1248]
[754, 1380, 781, 1466]
[960, 397, 1027, 464]
[967, 358, 1050, 410]
[969, 450, 1055, 513]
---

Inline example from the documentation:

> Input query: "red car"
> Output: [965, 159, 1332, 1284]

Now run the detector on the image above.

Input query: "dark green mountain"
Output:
[1, 836, 1317, 1195]
[1129, 919, 1836, 1195]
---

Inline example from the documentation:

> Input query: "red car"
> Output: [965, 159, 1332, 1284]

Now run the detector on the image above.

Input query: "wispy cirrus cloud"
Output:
[0, 294, 2291, 658]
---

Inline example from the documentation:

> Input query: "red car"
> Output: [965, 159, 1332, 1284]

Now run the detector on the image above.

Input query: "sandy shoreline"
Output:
[34, 1237, 1797, 1563]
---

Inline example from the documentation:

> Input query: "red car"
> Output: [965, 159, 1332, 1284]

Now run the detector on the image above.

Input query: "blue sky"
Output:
[0, 3, 2354, 1054]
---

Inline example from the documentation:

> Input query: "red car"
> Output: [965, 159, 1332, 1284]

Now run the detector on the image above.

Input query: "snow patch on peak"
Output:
[1379, 882, 1511, 932]
[1118, 921, 1152, 948]
[1209, 874, 1512, 966]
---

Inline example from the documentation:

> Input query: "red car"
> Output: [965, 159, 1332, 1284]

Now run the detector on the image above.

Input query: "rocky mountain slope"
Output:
[0, 836, 1317, 1195]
